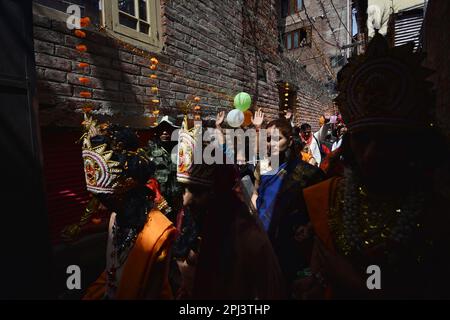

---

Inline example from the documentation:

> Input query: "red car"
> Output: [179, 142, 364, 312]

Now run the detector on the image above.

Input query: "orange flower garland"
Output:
[78, 77, 90, 85]
[75, 18, 91, 111]
[193, 97, 201, 120]
[80, 91, 92, 98]
[149, 57, 160, 124]
[80, 17, 91, 28]
[76, 44, 87, 52]
[74, 30, 86, 38]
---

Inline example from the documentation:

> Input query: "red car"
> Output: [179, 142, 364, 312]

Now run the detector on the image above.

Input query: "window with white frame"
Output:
[33, 0, 162, 51]
[103, 0, 162, 51]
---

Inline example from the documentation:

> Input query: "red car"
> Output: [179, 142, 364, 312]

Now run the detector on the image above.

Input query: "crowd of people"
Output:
[80, 32, 450, 300]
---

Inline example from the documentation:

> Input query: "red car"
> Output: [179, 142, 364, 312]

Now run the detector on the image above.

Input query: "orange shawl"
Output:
[303, 177, 340, 299]
[83, 210, 177, 300]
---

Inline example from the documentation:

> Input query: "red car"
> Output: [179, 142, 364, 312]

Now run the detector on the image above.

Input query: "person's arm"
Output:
[314, 114, 335, 143]
[251, 164, 260, 210]
[214, 111, 226, 146]
[284, 109, 294, 127]
[214, 111, 236, 161]
[252, 108, 264, 159]
[314, 123, 330, 143]
[83, 213, 116, 300]
[331, 141, 338, 152]
[310, 140, 321, 166]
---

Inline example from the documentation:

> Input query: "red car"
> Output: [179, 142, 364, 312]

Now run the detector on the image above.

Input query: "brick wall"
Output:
[34, 0, 333, 129]
[280, 0, 351, 83]
[295, 92, 336, 130]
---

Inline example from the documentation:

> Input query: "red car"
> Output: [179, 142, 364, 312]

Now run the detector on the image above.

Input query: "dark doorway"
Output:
[278, 81, 297, 114]
[0, 0, 52, 299]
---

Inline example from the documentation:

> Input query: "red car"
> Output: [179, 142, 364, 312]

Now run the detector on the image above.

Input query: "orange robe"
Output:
[303, 177, 338, 299]
[83, 209, 177, 300]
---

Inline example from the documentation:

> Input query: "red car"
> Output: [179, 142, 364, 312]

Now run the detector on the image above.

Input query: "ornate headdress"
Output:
[81, 113, 152, 194]
[334, 32, 435, 131]
[81, 114, 122, 194]
[176, 116, 215, 187]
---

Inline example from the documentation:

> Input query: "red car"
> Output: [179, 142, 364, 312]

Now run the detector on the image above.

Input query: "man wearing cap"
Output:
[147, 115, 181, 220]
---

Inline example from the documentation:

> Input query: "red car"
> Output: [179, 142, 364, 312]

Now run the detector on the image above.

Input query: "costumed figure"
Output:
[297, 32, 450, 299]
[171, 116, 286, 299]
[81, 114, 177, 300]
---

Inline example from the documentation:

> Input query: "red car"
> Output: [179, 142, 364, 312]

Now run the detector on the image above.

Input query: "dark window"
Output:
[289, 0, 296, 15]
[286, 33, 292, 50]
[257, 65, 267, 82]
[283, 26, 310, 50]
[299, 27, 308, 46]
[293, 31, 299, 48]
[281, 0, 304, 17]
[279, 83, 297, 112]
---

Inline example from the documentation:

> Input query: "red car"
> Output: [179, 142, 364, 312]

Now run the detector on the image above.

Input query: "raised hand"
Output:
[215, 111, 225, 128]
[284, 109, 293, 121]
[252, 108, 264, 128]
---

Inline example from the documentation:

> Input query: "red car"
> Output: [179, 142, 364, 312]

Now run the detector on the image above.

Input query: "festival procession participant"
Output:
[80, 114, 177, 299]
[331, 123, 347, 152]
[211, 110, 257, 213]
[296, 32, 450, 299]
[299, 116, 333, 166]
[320, 122, 347, 178]
[172, 116, 286, 299]
[146, 115, 181, 220]
[251, 112, 324, 295]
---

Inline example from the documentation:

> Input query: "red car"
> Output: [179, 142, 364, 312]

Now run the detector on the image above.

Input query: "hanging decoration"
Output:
[193, 96, 202, 121]
[61, 15, 98, 242]
[243, 110, 253, 127]
[149, 57, 160, 126]
[233, 92, 252, 112]
[74, 16, 92, 113]
[227, 109, 245, 128]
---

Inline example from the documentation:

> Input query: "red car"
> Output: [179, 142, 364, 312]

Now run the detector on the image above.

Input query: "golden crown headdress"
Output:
[334, 32, 435, 131]
[81, 113, 123, 194]
[176, 116, 215, 187]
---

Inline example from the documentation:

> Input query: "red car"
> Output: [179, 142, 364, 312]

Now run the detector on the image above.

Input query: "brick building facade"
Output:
[279, 0, 352, 84]
[33, 0, 335, 244]
[34, 0, 333, 132]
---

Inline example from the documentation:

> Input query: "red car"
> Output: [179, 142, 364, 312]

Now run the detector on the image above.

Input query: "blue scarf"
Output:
[256, 162, 289, 231]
